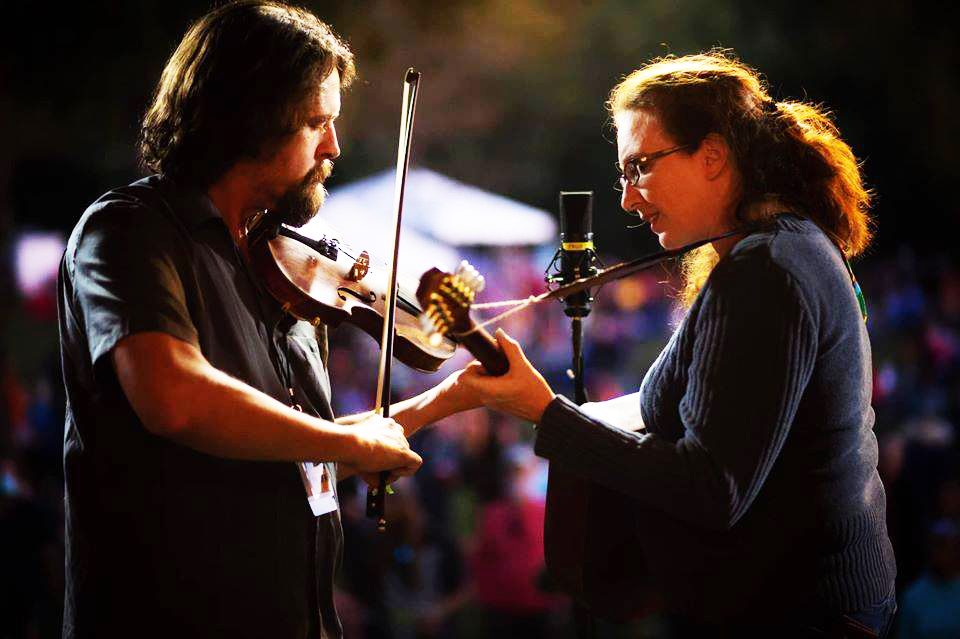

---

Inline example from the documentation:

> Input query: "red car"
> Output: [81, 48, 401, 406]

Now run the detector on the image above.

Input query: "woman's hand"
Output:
[458, 329, 555, 423]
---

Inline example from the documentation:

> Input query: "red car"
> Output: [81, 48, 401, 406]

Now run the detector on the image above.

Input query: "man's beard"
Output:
[273, 160, 334, 227]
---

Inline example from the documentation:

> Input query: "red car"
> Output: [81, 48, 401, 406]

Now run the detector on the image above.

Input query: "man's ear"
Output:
[699, 133, 730, 181]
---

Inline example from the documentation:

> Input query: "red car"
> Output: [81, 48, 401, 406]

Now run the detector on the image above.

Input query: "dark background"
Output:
[2, 1, 959, 637]
[3, 0, 958, 255]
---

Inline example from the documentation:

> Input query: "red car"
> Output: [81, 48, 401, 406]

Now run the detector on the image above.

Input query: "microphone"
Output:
[546, 191, 599, 318]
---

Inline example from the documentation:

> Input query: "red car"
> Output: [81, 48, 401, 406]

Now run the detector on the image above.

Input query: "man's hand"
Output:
[112, 332, 422, 467]
[344, 413, 422, 477]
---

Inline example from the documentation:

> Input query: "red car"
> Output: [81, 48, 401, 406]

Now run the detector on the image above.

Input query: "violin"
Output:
[237, 210, 458, 373]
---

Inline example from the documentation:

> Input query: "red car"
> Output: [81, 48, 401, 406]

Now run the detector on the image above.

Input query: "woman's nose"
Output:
[620, 183, 644, 213]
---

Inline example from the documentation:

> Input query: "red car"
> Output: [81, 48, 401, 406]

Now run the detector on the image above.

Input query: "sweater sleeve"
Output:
[534, 255, 818, 531]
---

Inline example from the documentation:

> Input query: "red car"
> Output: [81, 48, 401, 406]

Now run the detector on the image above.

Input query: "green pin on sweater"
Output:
[843, 256, 868, 322]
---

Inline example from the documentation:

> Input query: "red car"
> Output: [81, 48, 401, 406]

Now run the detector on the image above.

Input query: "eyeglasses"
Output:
[614, 144, 693, 191]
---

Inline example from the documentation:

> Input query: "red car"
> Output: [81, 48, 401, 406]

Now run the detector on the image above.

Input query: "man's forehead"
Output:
[306, 70, 342, 116]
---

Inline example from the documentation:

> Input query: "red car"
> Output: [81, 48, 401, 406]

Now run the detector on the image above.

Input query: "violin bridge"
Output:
[347, 250, 370, 282]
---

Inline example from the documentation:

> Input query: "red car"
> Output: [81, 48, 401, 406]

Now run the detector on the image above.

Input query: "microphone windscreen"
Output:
[559, 191, 593, 240]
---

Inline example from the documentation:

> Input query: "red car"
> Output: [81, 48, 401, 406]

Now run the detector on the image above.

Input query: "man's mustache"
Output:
[307, 159, 334, 185]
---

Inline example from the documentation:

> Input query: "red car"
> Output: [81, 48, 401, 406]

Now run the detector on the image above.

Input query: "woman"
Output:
[460, 51, 897, 636]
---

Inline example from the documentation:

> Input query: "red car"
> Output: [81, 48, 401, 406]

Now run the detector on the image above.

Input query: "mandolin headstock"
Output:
[417, 262, 486, 340]
[417, 262, 509, 376]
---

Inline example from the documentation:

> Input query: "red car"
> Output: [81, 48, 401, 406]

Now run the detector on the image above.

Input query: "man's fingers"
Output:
[358, 472, 380, 488]
[360, 470, 403, 486]
[397, 451, 422, 476]
[396, 461, 420, 477]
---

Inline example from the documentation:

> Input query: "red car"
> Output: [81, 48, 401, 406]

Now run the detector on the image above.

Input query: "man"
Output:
[58, 3, 478, 637]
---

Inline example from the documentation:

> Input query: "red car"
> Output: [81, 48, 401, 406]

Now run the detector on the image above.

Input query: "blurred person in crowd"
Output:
[337, 477, 468, 639]
[890, 412, 958, 586]
[897, 518, 960, 639]
[58, 3, 484, 637]
[0, 453, 61, 638]
[459, 51, 897, 636]
[470, 443, 555, 639]
[380, 478, 469, 639]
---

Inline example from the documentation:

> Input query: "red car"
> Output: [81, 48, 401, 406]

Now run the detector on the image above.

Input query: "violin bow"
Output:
[368, 68, 421, 532]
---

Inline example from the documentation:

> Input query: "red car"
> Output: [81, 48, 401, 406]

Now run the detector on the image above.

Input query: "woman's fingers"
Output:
[495, 327, 519, 347]
[462, 360, 486, 375]
[494, 328, 528, 365]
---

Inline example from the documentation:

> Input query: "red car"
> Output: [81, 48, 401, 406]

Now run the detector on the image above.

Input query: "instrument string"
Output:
[458, 293, 550, 336]
[471, 297, 543, 310]
[451, 226, 753, 338]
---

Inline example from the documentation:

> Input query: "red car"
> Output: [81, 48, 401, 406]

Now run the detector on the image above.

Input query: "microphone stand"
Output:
[569, 315, 594, 639]
[571, 318, 587, 407]
[543, 219, 751, 637]
[546, 227, 599, 639]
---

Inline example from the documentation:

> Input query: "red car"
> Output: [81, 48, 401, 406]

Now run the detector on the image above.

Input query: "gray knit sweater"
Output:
[535, 215, 896, 623]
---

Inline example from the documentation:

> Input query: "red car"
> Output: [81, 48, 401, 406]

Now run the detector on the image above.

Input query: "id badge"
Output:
[298, 461, 338, 517]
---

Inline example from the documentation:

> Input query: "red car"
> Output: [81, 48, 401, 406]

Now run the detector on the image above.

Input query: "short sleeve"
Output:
[68, 197, 200, 371]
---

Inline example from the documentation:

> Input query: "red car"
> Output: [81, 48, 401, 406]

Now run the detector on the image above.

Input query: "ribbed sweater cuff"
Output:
[534, 395, 632, 473]
[534, 395, 576, 462]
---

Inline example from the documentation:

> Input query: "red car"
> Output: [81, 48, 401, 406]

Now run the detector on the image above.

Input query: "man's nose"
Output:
[317, 123, 341, 161]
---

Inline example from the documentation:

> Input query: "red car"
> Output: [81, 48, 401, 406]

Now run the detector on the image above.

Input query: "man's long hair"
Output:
[608, 50, 873, 306]
[139, 1, 355, 188]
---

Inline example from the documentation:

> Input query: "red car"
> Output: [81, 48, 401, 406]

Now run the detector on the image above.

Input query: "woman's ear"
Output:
[699, 133, 731, 181]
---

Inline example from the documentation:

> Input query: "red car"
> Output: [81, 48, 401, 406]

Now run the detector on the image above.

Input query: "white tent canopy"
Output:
[298, 193, 460, 277]
[316, 168, 557, 248]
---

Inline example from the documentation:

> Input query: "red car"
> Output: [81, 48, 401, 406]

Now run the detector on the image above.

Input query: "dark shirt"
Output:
[535, 215, 896, 624]
[58, 175, 342, 638]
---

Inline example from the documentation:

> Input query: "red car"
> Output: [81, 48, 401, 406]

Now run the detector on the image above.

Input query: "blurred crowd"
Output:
[2, 242, 959, 638]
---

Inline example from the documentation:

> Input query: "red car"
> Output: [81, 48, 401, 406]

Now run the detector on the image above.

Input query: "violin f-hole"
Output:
[337, 286, 377, 304]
